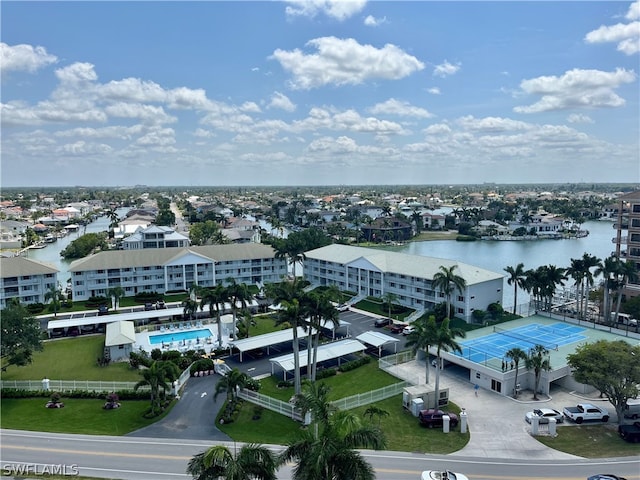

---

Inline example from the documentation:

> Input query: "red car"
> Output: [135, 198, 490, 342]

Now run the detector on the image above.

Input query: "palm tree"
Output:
[432, 265, 467, 319]
[363, 405, 389, 426]
[431, 318, 466, 409]
[276, 298, 305, 395]
[280, 382, 385, 480]
[382, 291, 398, 319]
[524, 345, 552, 401]
[566, 257, 585, 318]
[410, 208, 423, 235]
[504, 263, 527, 315]
[405, 315, 439, 384]
[214, 367, 249, 402]
[505, 347, 527, 398]
[200, 284, 227, 348]
[44, 284, 64, 317]
[539, 264, 567, 311]
[134, 361, 172, 414]
[226, 279, 251, 340]
[580, 253, 602, 322]
[612, 259, 639, 324]
[302, 288, 340, 381]
[595, 255, 620, 325]
[107, 286, 125, 311]
[187, 444, 277, 480]
[182, 298, 199, 322]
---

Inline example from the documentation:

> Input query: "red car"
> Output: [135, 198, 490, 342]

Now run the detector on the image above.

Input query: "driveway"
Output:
[127, 375, 231, 441]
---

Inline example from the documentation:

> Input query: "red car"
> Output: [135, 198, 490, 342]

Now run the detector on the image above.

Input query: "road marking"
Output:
[201, 392, 207, 398]
[2, 444, 189, 460]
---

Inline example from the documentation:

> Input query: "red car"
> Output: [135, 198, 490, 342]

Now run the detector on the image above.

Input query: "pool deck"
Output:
[135, 320, 233, 354]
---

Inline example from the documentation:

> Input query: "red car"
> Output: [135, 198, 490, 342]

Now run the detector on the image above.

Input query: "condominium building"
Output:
[614, 190, 640, 300]
[0, 256, 59, 309]
[69, 243, 287, 301]
[303, 244, 504, 322]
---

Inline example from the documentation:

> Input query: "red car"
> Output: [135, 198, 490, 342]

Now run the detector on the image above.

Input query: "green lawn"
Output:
[1, 335, 141, 381]
[0, 397, 167, 435]
[535, 424, 640, 457]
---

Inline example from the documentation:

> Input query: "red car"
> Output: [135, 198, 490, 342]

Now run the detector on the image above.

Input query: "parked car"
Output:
[618, 421, 640, 443]
[389, 323, 408, 334]
[144, 302, 155, 311]
[525, 408, 564, 424]
[97, 305, 109, 316]
[587, 475, 627, 480]
[418, 409, 459, 428]
[422, 470, 468, 480]
[156, 300, 166, 309]
[337, 304, 349, 312]
[374, 317, 392, 328]
[563, 403, 609, 423]
[402, 325, 415, 335]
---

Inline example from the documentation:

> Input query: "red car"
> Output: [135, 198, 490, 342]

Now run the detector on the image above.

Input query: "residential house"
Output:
[121, 225, 190, 250]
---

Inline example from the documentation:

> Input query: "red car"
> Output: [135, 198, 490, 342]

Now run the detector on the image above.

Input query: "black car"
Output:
[97, 305, 109, 316]
[418, 409, 459, 428]
[144, 302, 155, 311]
[374, 317, 392, 328]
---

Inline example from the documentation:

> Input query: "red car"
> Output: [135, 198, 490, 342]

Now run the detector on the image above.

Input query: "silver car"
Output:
[525, 408, 564, 424]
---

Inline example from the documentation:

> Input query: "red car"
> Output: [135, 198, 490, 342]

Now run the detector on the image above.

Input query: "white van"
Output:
[612, 312, 638, 326]
[623, 398, 640, 419]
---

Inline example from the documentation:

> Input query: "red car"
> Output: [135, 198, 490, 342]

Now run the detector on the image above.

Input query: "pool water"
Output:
[149, 328, 213, 345]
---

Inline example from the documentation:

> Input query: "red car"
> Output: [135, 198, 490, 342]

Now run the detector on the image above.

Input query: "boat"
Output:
[44, 234, 57, 243]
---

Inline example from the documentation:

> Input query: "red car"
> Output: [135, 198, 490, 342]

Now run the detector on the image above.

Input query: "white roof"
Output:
[270, 339, 365, 372]
[356, 330, 400, 348]
[105, 321, 136, 346]
[47, 306, 184, 330]
[229, 327, 308, 353]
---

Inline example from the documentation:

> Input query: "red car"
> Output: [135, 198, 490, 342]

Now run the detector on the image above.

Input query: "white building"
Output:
[0, 256, 59, 309]
[69, 243, 287, 301]
[303, 244, 504, 322]
[121, 225, 190, 250]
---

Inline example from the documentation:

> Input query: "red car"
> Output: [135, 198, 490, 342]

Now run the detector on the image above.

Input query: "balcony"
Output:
[612, 236, 628, 244]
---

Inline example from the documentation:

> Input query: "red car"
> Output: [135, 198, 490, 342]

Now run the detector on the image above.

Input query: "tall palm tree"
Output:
[187, 444, 277, 480]
[539, 264, 567, 311]
[200, 284, 227, 348]
[410, 208, 423, 235]
[275, 298, 305, 395]
[382, 291, 398, 319]
[107, 286, 125, 311]
[580, 253, 602, 322]
[280, 382, 385, 480]
[214, 367, 249, 402]
[612, 259, 639, 324]
[504, 263, 527, 315]
[431, 318, 466, 409]
[44, 284, 63, 317]
[182, 298, 199, 322]
[405, 315, 439, 384]
[595, 255, 620, 325]
[134, 361, 172, 414]
[505, 347, 527, 398]
[566, 257, 585, 318]
[226, 279, 251, 340]
[302, 288, 340, 381]
[432, 265, 467, 319]
[524, 345, 552, 401]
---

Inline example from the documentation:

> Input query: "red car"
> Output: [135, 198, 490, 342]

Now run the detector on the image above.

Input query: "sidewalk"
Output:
[393, 359, 615, 460]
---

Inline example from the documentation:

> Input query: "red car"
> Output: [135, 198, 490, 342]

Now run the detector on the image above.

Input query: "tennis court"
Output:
[455, 322, 587, 365]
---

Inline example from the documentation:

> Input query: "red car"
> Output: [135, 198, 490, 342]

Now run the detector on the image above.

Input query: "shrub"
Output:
[487, 302, 504, 320]
[245, 378, 261, 392]
[316, 368, 337, 379]
[26, 303, 45, 314]
[338, 355, 371, 373]
[150, 348, 162, 361]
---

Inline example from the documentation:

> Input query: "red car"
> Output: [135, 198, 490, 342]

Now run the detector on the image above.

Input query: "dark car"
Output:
[389, 323, 408, 334]
[144, 302, 155, 311]
[587, 475, 627, 480]
[418, 409, 459, 428]
[618, 421, 640, 443]
[97, 305, 109, 316]
[374, 317, 392, 328]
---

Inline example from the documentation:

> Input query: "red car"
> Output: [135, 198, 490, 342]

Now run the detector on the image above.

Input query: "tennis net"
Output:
[493, 325, 558, 351]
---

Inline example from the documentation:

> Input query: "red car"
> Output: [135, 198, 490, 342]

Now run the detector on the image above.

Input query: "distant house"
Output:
[360, 217, 412, 243]
[121, 225, 190, 250]
[105, 321, 136, 361]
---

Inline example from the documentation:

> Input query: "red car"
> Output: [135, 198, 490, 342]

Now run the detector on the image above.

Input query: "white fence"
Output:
[0, 379, 146, 392]
[237, 389, 304, 422]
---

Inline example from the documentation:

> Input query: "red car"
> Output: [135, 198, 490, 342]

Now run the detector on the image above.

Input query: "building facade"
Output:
[69, 243, 287, 301]
[303, 244, 504, 322]
[614, 190, 640, 300]
[121, 225, 190, 250]
[0, 256, 59, 309]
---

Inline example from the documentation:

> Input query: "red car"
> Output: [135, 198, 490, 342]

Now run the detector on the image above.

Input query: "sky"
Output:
[1, 1, 639, 188]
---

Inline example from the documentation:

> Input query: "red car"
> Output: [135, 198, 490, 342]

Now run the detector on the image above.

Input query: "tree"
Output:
[279, 382, 385, 480]
[613, 260, 639, 324]
[214, 368, 249, 402]
[182, 298, 199, 322]
[580, 253, 602, 322]
[275, 297, 305, 395]
[405, 315, 439, 384]
[595, 255, 621, 325]
[0, 301, 43, 367]
[189, 220, 224, 246]
[187, 444, 277, 480]
[107, 286, 125, 311]
[382, 292, 398, 319]
[200, 284, 228, 348]
[504, 263, 526, 315]
[363, 405, 389, 426]
[44, 283, 64, 317]
[302, 288, 340, 381]
[134, 361, 173, 415]
[226, 279, 251, 340]
[524, 345, 551, 401]
[567, 340, 640, 422]
[432, 265, 467, 319]
[431, 318, 466, 409]
[505, 347, 527, 398]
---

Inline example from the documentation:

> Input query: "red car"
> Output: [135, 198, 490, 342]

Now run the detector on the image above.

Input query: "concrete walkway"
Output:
[394, 359, 616, 459]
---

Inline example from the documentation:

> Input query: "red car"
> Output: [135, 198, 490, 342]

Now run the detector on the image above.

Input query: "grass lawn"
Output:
[1, 335, 141, 382]
[217, 401, 302, 445]
[534, 424, 640, 457]
[0, 397, 170, 435]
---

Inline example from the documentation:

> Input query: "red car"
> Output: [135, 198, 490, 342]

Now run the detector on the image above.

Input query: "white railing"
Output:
[0, 379, 146, 392]
[237, 389, 304, 422]
[330, 381, 409, 410]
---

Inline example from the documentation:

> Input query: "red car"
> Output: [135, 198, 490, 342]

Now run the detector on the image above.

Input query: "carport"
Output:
[320, 318, 351, 339]
[270, 339, 366, 380]
[228, 327, 309, 362]
[356, 330, 400, 356]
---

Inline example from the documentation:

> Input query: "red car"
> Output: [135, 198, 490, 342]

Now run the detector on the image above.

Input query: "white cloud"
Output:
[55, 125, 145, 139]
[135, 127, 176, 147]
[271, 37, 425, 89]
[514, 68, 637, 113]
[368, 98, 433, 118]
[433, 60, 461, 77]
[57, 140, 113, 156]
[268, 92, 296, 112]
[104, 102, 176, 125]
[456, 116, 531, 132]
[585, 1, 640, 55]
[364, 15, 386, 27]
[0, 43, 58, 74]
[567, 113, 594, 124]
[55, 62, 98, 84]
[285, 0, 367, 21]
[427, 87, 441, 95]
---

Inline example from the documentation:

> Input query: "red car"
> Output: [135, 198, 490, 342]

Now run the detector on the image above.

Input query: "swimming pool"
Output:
[149, 328, 213, 345]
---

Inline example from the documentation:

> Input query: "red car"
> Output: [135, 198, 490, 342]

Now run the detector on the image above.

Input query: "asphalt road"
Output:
[2, 429, 638, 480]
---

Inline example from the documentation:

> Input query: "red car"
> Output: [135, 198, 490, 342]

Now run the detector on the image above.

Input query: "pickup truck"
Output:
[618, 421, 640, 443]
[562, 403, 609, 424]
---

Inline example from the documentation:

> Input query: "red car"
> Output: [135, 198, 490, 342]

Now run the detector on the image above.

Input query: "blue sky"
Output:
[1, 1, 639, 187]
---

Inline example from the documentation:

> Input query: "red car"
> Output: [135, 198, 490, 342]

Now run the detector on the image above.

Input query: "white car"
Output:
[402, 325, 415, 335]
[525, 408, 564, 424]
[421, 471, 468, 480]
